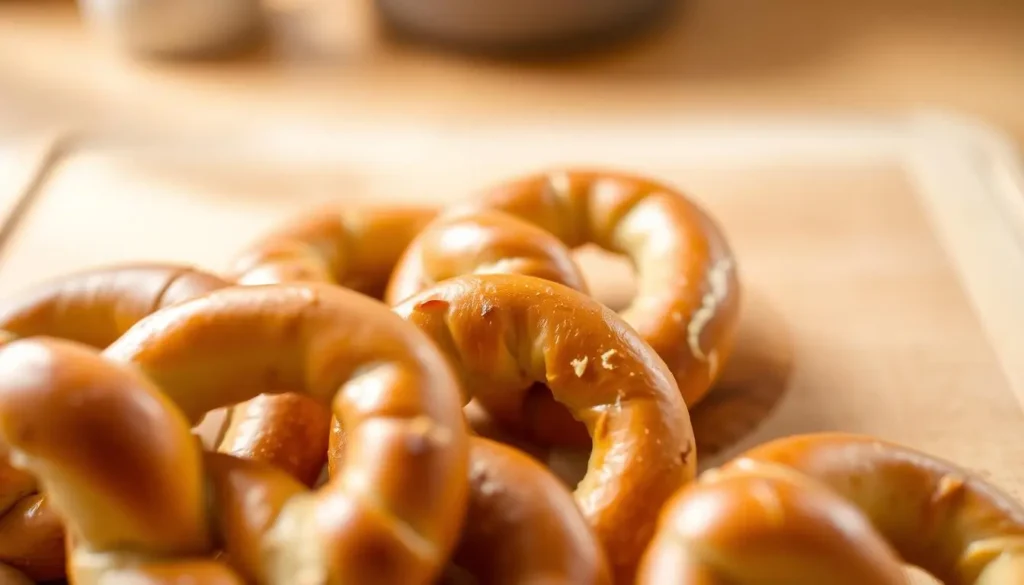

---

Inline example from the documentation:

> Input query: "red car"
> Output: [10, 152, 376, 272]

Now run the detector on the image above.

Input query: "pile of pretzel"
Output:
[1, 169, 1022, 585]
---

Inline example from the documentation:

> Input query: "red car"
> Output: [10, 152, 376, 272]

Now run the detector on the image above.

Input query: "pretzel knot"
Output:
[637, 433, 1024, 584]
[0, 284, 470, 584]
[392, 273, 696, 583]
[219, 206, 438, 488]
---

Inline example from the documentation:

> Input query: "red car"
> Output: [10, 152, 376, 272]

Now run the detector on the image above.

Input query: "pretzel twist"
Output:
[393, 273, 695, 583]
[222, 206, 438, 487]
[0, 264, 228, 582]
[98, 283, 470, 584]
[639, 433, 1024, 584]
[477, 169, 741, 409]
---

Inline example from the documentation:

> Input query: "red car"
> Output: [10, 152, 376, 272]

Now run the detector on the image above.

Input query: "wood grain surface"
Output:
[0, 123, 1020, 517]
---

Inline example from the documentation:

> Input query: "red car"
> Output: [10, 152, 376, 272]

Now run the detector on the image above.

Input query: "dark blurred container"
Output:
[375, 0, 670, 54]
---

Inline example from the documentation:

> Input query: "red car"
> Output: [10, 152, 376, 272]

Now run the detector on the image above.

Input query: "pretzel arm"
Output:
[0, 338, 218, 583]
[444, 437, 612, 585]
[385, 208, 588, 305]
[230, 206, 436, 296]
[0, 264, 228, 348]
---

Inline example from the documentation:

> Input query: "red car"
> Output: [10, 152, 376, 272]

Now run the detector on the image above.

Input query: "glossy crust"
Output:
[393, 274, 695, 582]
[0, 263, 227, 348]
[380, 206, 590, 449]
[730, 433, 1024, 584]
[385, 207, 589, 305]
[0, 339, 219, 583]
[102, 283, 470, 584]
[444, 438, 612, 585]
[635, 461, 909, 584]
[230, 205, 437, 296]
[0, 264, 227, 582]
[223, 206, 438, 487]
[479, 169, 741, 409]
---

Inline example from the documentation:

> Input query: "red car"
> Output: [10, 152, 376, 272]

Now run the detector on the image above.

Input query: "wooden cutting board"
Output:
[0, 114, 1021, 583]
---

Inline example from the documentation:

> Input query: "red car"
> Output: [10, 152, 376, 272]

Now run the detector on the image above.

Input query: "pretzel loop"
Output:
[101, 283, 470, 584]
[393, 273, 695, 583]
[478, 170, 741, 408]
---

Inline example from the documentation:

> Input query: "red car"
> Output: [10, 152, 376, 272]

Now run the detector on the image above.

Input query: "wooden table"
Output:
[0, 5, 1023, 583]
[1, 0, 1023, 143]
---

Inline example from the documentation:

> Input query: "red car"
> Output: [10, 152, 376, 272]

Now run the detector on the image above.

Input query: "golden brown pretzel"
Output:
[223, 205, 438, 486]
[0, 263, 227, 348]
[442, 437, 612, 585]
[100, 282, 470, 584]
[478, 169, 741, 409]
[385, 207, 588, 305]
[392, 274, 695, 582]
[635, 460, 910, 584]
[229, 205, 437, 295]
[719, 433, 1024, 584]
[0, 264, 228, 583]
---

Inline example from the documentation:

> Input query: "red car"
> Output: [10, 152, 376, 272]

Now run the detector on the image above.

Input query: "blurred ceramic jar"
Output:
[375, 0, 670, 53]
[78, 0, 264, 58]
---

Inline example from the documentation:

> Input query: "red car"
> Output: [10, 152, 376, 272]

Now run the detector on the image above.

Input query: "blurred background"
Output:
[1, 0, 1022, 141]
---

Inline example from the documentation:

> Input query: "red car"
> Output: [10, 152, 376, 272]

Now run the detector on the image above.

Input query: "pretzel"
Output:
[638, 433, 1024, 584]
[385, 207, 589, 305]
[0, 263, 229, 583]
[392, 273, 695, 582]
[476, 169, 741, 409]
[635, 460, 910, 584]
[0, 334, 605, 585]
[224, 206, 438, 486]
[230, 205, 437, 295]
[723, 433, 1024, 584]
[0, 263, 227, 348]
[100, 282, 470, 584]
